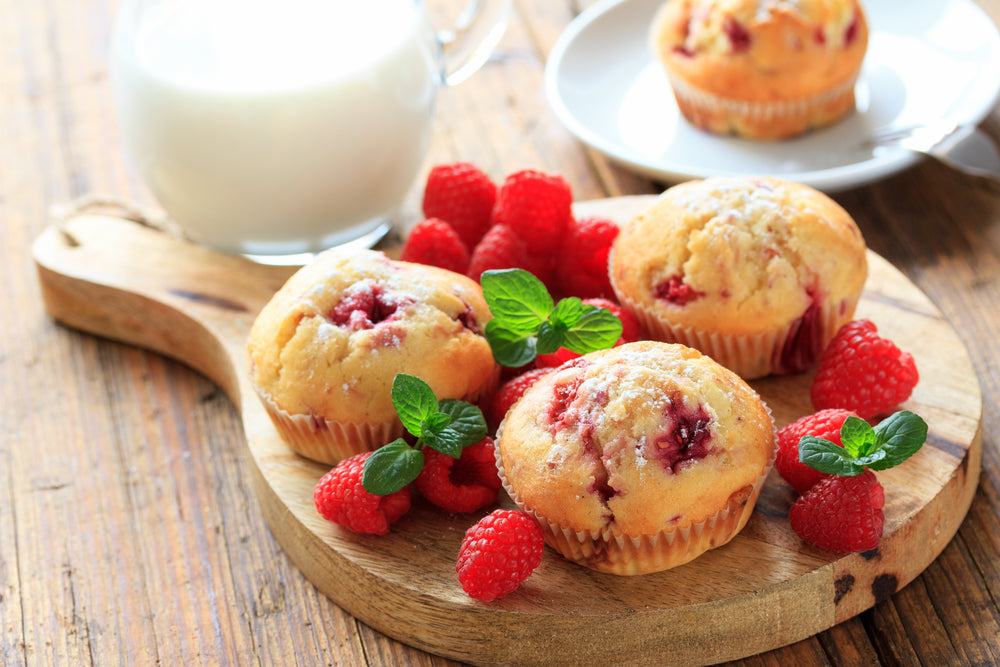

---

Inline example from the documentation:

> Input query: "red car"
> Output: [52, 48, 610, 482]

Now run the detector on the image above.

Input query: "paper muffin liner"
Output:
[255, 365, 500, 466]
[616, 291, 861, 380]
[666, 74, 860, 140]
[494, 410, 777, 576]
[257, 392, 405, 466]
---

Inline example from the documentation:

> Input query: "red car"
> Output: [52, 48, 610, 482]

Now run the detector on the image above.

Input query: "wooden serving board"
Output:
[33, 196, 983, 666]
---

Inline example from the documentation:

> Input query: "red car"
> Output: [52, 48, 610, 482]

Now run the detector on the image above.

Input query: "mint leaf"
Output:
[840, 416, 874, 457]
[799, 436, 867, 476]
[535, 321, 565, 355]
[362, 439, 424, 495]
[867, 410, 928, 471]
[798, 410, 928, 477]
[550, 297, 584, 329]
[424, 399, 488, 458]
[422, 411, 451, 436]
[562, 306, 623, 355]
[392, 374, 438, 437]
[481, 269, 553, 332]
[485, 319, 537, 367]
[480, 268, 624, 367]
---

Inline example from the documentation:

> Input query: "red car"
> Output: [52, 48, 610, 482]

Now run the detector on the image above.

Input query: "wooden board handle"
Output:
[32, 215, 294, 405]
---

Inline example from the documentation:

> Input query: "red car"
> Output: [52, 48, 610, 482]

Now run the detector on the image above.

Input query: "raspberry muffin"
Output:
[650, 0, 869, 139]
[495, 341, 775, 575]
[610, 177, 867, 379]
[247, 248, 497, 465]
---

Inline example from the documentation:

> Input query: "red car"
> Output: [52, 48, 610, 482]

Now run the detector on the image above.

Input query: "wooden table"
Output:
[4, 0, 1000, 665]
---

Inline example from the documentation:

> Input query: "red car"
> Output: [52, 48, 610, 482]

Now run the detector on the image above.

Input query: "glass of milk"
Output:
[110, 0, 511, 262]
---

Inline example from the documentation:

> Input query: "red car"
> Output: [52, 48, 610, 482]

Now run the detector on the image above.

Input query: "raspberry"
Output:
[456, 509, 545, 601]
[415, 438, 501, 513]
[467, 223, 553, 287]
[723, 17, 752, 52]
[789, 470, 885, 553]
[534, 347, 582, 369]
[534, 298, 640, 368]
[556, 216, 619, 299]
[491, 169, 573, 254]
[313, 452, 412, 535]
[488, 367, 553, 427]
[811, 319, 919, 419]
[655, 274, 704, 305]
[422, 162, 497, 250]
[775, 409, 858, 494]
[400, 218, 470, 274]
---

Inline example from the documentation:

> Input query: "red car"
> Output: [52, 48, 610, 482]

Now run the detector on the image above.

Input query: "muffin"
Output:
[495, 341, 775, 575]
[650, 0, 869, 139]
[247, 248, 498, 465]
[610, 177, 867, 379]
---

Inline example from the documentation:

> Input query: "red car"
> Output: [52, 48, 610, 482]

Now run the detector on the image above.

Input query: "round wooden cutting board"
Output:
[33, 196, 982, 666]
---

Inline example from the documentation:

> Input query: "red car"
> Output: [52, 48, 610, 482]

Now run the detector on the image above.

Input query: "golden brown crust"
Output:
[247, 248, 497, 462]
[650, 0, 869, 138]
[496, 341, 775, 573]
[610, 177, 867, 378]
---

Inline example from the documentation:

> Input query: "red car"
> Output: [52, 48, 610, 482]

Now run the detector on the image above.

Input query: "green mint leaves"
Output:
[799, 411, 929, 477]
[481, 268, 623, 367]
[361, 373, 487, 496]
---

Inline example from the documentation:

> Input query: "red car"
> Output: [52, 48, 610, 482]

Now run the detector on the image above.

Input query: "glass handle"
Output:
[437, 0, 512, 86]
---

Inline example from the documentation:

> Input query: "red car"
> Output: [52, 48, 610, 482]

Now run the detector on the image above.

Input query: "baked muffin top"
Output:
[651, 0, 868, 101]
[610, 177, 867, 337]
[497, 341, 774, 537]
[247, 248, 496, 424]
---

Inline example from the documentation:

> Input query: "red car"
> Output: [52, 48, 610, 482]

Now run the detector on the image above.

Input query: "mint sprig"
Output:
[799, 411, 929, 477]
[361, 373, 487, 496]
[480, 268, 623, 367]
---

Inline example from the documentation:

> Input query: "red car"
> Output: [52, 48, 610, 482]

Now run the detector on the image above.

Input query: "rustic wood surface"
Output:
[4, 0, 1000, 665]
[30, 200, 982, 665]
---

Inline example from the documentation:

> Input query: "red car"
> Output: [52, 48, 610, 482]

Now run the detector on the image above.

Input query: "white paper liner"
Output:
[494, 405, 777, 576]
[254, 365, 499, 466]
[617, 292, 861, 380]
[258, 394, 405, 466]
[666, 73, 859, 139]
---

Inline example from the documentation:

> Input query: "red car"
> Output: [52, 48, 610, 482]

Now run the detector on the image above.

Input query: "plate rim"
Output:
[544, 0, 1000, 191]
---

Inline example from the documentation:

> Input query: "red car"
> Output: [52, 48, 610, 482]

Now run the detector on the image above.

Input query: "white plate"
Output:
[545, 0, 1000, 191]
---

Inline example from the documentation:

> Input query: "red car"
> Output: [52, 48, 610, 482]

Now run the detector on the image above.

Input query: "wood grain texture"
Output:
[32, 194, 982, 666]
[5, 0, 1000, 664]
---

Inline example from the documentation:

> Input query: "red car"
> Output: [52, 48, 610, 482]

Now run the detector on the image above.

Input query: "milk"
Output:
[111, 0, 439, 255]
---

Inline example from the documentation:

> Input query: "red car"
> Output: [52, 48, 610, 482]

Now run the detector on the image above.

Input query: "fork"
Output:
[867, 119, 1000, 182]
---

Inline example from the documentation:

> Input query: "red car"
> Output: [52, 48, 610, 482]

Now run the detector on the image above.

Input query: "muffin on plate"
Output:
[610, 176, 867, 379]
[650, 0, 869, 139]
[495, 341, 775, 575]
[247, 248, 497, 465]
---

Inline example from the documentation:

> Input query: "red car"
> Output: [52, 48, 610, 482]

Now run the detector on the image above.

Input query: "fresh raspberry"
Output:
[456, 509, 545, 601]
[313, 452, 412, 535]
[422, 162, 497, 249]
[488, 367, 553, 427]
[775, 409, 858, 494]
[534, 347, 582, 369]
[556, 216, 620, 299]
[811, 319, 919, 419]
[467, 223, 553, 287]
[415, 438, 501, 513]
[789, 470, 885, 553]
[491, 169, 573, 254]
[400, 218, 470, 274]
[534, 298, 641, 368]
